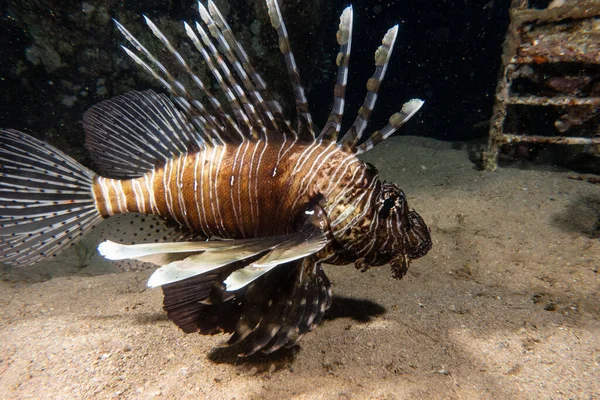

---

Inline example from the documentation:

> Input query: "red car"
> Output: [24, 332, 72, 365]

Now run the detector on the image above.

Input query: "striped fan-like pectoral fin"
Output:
[160, 270, 225, 334]
[318, 6, 354, 143]
[0, 129, 103, 266]
[265, 0, 315, 140]
[229, 257, 332, 356]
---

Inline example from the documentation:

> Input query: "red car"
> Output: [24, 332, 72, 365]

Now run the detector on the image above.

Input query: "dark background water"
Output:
[0, 0, 509, 159]
[308, 0, 511, 142]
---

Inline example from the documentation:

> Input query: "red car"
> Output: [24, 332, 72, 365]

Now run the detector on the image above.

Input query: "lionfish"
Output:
[0, 0, 431, 355]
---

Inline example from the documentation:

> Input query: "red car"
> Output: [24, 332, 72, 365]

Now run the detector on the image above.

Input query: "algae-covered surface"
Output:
[1, 136, 598, 399]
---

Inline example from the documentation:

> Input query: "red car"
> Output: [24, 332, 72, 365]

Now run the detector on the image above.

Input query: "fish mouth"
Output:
[388, 210, 431, 280]
[406, 236, 432, 259]
[404, 210, 432, 259]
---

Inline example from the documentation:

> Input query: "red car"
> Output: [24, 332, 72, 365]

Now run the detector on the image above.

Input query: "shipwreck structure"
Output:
[483, 0, 600, 171]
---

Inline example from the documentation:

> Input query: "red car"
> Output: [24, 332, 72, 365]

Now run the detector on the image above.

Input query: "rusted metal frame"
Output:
[483, 1, 600, 171]
[483, 11, 522, 171]
[511, 0, 528, 10]
[514, 1, 600, 24]
[568, 175, 600, 184]
[506, 97, 600, 107]
[501, 134, 600, 146]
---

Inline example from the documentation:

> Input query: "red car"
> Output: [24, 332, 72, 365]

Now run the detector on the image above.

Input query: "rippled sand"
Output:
[1, 136, 599, 399]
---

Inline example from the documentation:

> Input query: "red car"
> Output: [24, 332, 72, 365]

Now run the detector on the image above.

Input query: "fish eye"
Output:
[379, 197, 396, 219]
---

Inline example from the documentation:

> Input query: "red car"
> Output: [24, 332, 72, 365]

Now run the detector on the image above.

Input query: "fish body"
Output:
[0, 0, 431, 355]
[92, 139, 366, 240]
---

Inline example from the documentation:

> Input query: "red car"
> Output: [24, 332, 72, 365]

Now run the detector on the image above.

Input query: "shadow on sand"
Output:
[206, 295, 386, 367]
[551, 194, 600, 238]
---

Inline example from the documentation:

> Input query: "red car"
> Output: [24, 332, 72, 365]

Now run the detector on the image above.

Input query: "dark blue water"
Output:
[0, 0, 509, 157]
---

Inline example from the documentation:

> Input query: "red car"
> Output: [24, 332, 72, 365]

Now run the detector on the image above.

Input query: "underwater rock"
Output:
[25, 43, 63, 72]
[1, 0, 328, 165]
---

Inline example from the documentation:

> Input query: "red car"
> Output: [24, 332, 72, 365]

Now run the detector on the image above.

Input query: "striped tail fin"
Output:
[0, 129, 103, 266]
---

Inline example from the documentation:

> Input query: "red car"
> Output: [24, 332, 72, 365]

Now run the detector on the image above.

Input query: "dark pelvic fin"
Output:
[161, 270, 224, 334]
[231, 258, 332, 356]
[160, 256, 333, 356]
[83, 90, 202, 178]
[0, 129, 102, 266]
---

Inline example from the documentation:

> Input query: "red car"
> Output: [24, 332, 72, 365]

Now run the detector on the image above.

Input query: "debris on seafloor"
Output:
[568, 174, 600, 184]
[482, 0, 600, 171]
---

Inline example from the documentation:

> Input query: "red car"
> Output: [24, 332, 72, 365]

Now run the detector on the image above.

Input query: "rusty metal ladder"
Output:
[482, 0, 600, 171]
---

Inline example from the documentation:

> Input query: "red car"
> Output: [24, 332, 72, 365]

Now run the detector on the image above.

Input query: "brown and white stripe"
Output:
[91, 139, 373, 241]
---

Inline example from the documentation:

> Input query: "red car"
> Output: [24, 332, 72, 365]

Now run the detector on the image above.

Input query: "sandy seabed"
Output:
[1, 136, 599, 399]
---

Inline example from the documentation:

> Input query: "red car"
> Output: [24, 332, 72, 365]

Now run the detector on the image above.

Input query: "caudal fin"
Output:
[0, 129, 102, 266]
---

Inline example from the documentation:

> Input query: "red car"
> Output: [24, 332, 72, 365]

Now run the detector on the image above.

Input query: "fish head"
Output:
[364, 181, 432, 276]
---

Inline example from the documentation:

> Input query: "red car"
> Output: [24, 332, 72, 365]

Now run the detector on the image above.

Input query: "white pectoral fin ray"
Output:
[98, 236, 280, 261]
[147, 244, 273, 288]
[100, 222, 328, 290]
[224, 228, 328, 292]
